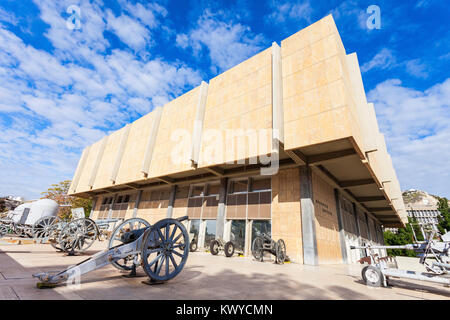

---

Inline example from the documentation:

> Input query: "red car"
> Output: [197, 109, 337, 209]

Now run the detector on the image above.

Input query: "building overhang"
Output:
[72, 136, 404, 228]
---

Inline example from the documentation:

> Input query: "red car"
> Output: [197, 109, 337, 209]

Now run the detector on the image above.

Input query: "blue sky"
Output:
[0, 0, 449, 200]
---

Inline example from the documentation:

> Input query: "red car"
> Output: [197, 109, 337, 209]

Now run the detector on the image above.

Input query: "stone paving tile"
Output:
[1, 242, 449, 300]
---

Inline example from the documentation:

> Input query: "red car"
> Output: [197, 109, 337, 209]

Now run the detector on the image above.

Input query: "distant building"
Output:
[406, 203, 441, 231]
[385, 190, 442, 234]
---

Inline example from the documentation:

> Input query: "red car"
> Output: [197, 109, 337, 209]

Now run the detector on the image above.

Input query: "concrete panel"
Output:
[93, 127, 126, 189]
[88, 135, 109, 188]
[68, 145, 91, 194]
[74, 138, 105, 193]
[199, 48, 273, 167]
[142, 107, 163, 176]
[311, 169, 342, 264]
[282, 15, 364, 152]
[115, 110, 157, 185]
[345, 53, 377, 153]
[272, 168, 303, 263]
[149, 86, 202, 177]
[191, 81, 209, 166]
[111, 124, 131, 184]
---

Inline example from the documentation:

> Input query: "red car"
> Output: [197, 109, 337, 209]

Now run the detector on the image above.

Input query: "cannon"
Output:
[0, 199, 59, 239]
[189, 233, 198, 252]
[48, 216, 120, 254]
[251, 232, 287, 264]
[351, 229, 450, 288]
[33, 216, 190, 288]
[209, 238, 236, 257]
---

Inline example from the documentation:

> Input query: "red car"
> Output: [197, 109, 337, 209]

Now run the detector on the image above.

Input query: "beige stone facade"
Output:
[68, 15, 406, 265]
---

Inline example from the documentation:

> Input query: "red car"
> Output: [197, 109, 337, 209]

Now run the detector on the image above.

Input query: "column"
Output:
[133, 190, 143, 218]
[334, 189, 348, 264]
[167, 185, 177, 218]
[89, 196, 97, 219]
[299, 165, 318, 265]
[215, 178, 228, 240]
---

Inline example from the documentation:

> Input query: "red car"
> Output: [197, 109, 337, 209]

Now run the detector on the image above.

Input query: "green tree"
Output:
[437, 197, 450, 235]
[41, 180, 92, 220]
[383, 217, 423, 257]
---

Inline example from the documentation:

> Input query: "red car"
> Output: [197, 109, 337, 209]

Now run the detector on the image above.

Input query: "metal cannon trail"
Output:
[33, 216, 190, 288]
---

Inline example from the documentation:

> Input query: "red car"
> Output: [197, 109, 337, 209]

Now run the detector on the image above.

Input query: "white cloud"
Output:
[405, 59, 429, 78]
[0, 1, 202, 199]
[122, 1, 167, 28]
[266, 0, 312, 24]
[177, 10, 266, 73]
[368, 78, 450, 197]
[0, 7, 19, 25]
[361, 48, 396, 72]
[329, 0, 367, 31]
[106, 11, 151, 51]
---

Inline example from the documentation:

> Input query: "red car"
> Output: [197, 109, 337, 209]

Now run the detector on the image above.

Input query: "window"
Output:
[189, 219, 200, 238]
[230, 220, 246, 252]
[232, 179, 248, 193]
[251, 178, 271, 192]
[191, 185, 204, 197]
[204, 220, 217, 247]
[251, 220, 271, 244]
[175, 186, 190, 199]
[207, 184, 220, 196]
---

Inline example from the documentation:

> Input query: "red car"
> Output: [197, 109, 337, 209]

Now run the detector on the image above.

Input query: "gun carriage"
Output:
[209, 238, 236, 257]
[47, 216, 120, 254]
[251, 232, 287, 264]
[33, 216, 190, 288]
[0, 199, 59, 239]
[351, 229, 450, 288]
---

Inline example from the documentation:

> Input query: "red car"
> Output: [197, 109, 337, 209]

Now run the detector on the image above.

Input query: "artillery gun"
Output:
[33, 216, 190, 288]
[0, 199, 59, 239]
[351, 228, 450, 288]
[209, 238, 236, 257]
[251, 232, 287, 264]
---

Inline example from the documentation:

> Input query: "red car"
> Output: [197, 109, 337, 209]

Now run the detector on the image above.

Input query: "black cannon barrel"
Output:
[120, 227, 149, 244]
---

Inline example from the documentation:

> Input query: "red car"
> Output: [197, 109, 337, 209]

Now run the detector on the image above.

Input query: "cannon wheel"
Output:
[224, 241, 235, 257]
[190, 240, 198, 252]
[362, 265, 383, 287]
[47, 217, 65, 251]
[276, 239, 287, 264]
[210, 239, 220, 255]
[141, 218, 189, 282]
[108, 218, 150, 271]
[252, 236, 264, 261]
[0, 224, 9, 237]
[32, 216, 57, 239]
[59, 218, 98, 253]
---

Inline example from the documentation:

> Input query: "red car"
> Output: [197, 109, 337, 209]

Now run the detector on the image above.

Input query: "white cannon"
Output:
[33, 216, 190, 288]
[351, 229, 450, 288]
[0, 199, 59, 238]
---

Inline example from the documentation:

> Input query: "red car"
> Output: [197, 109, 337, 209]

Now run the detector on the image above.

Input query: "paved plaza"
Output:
[0, 242, 449, 300]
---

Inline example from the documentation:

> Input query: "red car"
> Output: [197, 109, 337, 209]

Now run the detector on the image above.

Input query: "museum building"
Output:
[68, 15, 407, 265]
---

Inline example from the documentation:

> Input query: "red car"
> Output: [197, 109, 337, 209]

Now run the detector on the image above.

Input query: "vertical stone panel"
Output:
[271, 168, 303, 263]
[311, 170, 342, 264]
